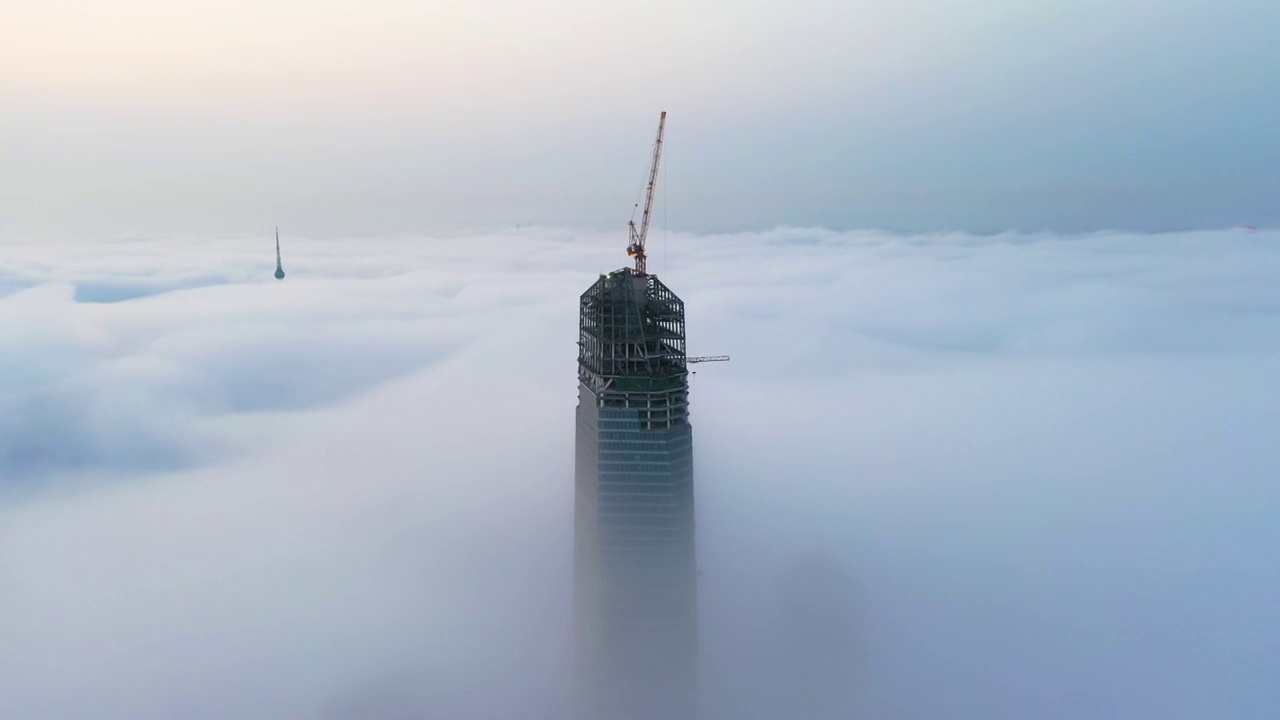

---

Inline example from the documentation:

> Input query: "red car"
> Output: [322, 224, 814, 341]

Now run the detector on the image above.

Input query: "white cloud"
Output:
[1, 227, 1278, 718]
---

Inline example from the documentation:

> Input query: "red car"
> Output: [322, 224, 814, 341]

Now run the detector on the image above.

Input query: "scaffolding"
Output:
[578, 267, 689, 429]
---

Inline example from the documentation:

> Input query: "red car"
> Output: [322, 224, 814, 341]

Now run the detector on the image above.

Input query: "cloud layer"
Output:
[1, 226, 1278, 719]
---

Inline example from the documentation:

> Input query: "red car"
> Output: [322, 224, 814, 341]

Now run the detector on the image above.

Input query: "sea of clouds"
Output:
[1, 226, 1278, 719]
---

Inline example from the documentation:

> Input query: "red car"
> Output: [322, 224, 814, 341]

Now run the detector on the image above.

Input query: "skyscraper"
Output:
[573, 113, 699, 720]
[574, 267, 698, 720]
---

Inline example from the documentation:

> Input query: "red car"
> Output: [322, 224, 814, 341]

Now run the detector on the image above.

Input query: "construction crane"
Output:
[686, 355, 729, 376]
[627, 111, 666, 275]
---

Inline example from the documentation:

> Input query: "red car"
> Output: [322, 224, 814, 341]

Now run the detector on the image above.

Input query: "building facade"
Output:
[574, 267, 698, 720]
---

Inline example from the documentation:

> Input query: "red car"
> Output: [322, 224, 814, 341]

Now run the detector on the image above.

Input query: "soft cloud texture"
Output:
[1, 226, 1278, 719]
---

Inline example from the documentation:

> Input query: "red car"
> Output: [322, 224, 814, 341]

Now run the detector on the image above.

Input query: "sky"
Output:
[3, 0, 1279, 237]
[1, 226, 1278, 718]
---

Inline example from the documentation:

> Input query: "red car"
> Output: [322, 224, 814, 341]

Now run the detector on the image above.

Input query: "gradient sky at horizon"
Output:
[3, 0, 1278, 237]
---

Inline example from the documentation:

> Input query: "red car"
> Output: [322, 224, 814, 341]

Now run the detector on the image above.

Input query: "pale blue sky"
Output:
[2, 0, 1276, 237]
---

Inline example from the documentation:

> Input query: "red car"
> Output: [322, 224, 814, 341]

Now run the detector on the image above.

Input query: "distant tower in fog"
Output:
[573, 112, 725, 720]
[274, 227, 286, 280]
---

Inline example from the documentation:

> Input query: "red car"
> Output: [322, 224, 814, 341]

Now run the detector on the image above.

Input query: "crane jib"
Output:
[628, 111, 666, 275]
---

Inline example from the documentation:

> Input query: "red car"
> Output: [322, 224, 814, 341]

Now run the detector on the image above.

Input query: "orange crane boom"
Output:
[627, 111, 667, 274]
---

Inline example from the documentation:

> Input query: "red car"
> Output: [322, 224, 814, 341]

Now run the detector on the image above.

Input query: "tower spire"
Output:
[274, 227, 286, 280]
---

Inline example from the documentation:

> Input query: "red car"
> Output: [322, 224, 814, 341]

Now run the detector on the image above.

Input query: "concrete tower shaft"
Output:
[574, 267, 699, 720]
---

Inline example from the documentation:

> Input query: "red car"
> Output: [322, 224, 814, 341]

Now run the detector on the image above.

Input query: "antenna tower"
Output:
[274, 226, 286, 280]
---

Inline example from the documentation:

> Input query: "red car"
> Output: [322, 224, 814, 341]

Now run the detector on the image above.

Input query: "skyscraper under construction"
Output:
[574, 112, 708, 720]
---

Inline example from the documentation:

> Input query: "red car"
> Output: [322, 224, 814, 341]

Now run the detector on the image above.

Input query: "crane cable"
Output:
[663, 131, 668, 279]
[629, 129, 659, 225]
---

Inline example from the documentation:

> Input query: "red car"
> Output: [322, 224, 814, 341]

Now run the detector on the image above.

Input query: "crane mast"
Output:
[627, 110, 666, 274]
